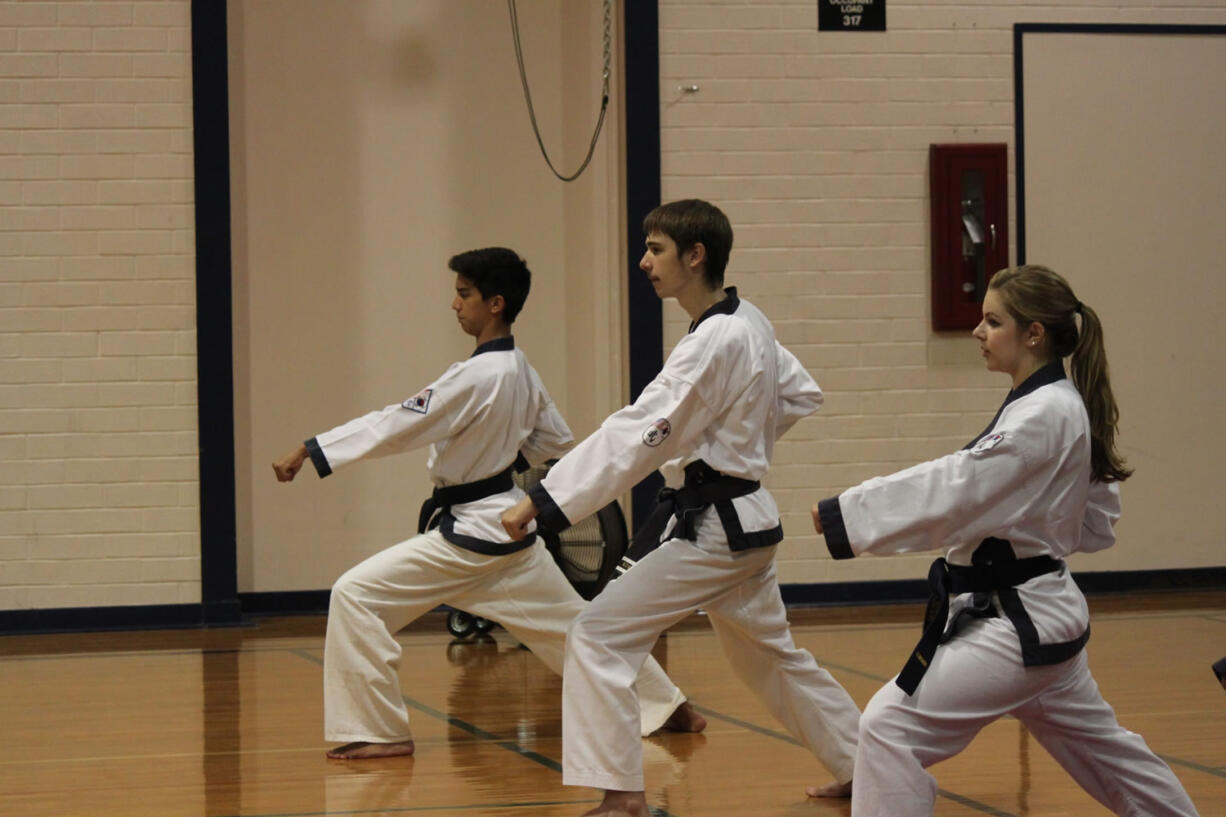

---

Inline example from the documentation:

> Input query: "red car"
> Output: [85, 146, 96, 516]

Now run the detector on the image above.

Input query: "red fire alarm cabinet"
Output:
[929, 144, 1009, 331]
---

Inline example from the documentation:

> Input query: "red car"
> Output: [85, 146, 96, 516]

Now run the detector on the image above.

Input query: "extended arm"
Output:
[272, 369, 469, 482]
[532, 373, 719, 532]
[817, 419, 1044, 559]
[503, 327, 741, 539]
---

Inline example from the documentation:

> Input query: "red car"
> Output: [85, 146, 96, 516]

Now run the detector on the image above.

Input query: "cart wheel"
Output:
[473, 616, 494, 634]
[447, 610, 476, 638]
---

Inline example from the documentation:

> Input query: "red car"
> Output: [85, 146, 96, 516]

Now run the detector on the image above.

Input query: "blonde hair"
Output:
[988, 265, 1132, 482]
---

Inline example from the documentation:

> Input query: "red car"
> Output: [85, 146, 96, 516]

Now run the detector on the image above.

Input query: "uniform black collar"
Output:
[964, 359, 1066, 450]
[1007, 359, 1066, 404]
[471, 335, 514, 357]
[688, 287, 740, 333]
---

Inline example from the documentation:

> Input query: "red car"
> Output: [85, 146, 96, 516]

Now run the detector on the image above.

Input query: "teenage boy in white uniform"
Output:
[273, 247, 704, 760]
[502, 202, 861, 817]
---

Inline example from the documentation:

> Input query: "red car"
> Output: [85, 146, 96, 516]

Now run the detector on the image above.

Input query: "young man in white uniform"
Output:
[502, 201, 861, 817]
[813, 265, 1200, 816]
[273, 247, 704, 760]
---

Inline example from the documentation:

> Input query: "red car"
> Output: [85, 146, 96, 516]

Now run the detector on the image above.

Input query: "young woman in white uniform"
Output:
[502, 200, 862, 817]
[272, 248, 704, 760]
[813, 265, 1200, 816]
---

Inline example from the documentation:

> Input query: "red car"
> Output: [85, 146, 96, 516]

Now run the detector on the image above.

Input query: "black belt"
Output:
[896, 537, 1065, 695]
[417, 461, 517, 535]
[619, 461, 762, 575]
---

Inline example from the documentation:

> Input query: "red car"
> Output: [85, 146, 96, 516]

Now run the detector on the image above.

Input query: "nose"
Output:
[638, 251, 651, 272]
[452, 296, 462, 312]
[972, 320, 986, 340]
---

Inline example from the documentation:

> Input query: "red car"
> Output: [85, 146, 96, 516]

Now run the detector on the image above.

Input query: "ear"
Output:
[686, 242, 707, 273]
[487, 293, 506, 315]
[1024, 320, 1046, 349]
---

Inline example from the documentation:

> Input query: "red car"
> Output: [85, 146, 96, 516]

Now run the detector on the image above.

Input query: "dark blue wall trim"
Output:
[190, 0, 242, 625]
[0, 604, 214, 635]
[238, 590, 331, 617]
[624, 0, 665, 532]
[1013, 23, 1226, 264]
[5, 567, 1221, 634]
[781, 579, 928, 608]
[1074, 566, 1226, 595]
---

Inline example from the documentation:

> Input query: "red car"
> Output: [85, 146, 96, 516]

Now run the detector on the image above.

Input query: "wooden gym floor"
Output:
[1, 591, 1223, 817]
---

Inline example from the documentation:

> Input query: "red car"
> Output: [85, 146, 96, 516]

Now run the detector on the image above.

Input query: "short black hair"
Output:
[642, 199, 734, 287]
[447, 247, 531, 323]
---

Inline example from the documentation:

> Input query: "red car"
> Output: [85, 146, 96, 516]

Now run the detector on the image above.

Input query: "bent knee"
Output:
[567, 603, 637, 654]
[565, 607, 602, 646]
[858, 691, 912, 745]
[328, 571, 366, 613]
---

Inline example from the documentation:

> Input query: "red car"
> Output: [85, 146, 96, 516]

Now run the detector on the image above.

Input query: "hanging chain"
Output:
[508, 0, 612, 182]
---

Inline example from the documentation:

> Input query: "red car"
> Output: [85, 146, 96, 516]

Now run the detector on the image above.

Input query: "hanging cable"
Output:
[507, 0, 611, 182]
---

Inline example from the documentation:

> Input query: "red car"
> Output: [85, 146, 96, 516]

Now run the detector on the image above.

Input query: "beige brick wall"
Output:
[0, 0, 198, 610]
[657, 1, 1226, 584]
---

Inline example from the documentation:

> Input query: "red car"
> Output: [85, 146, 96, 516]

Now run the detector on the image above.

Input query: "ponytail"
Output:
[1068, 301, 1132, 482]
[988, 265, 1132, 483]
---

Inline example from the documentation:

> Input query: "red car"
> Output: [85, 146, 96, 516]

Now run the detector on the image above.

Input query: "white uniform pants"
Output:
[562, 536, 861, 792]
[853, 617, 1200, 817]
[323, 529, 685, 744]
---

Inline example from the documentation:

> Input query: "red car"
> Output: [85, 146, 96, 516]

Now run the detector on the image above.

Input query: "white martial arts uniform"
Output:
[306, 336, 687, 744]
[817, 360, 1200, 817]
[530, 289, 861, 792]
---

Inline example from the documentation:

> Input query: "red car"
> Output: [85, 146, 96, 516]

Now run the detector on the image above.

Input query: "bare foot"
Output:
[326, 740, 415, 759]
[660, 701, 707, 733]
[579, 789, 649, 817]
[805, 779, 852, 798]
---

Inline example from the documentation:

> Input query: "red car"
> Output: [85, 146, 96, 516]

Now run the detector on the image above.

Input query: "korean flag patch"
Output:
[402, 388, 432, 414]
[642, 418, 671, 447]
[972, 432, 1005, 454]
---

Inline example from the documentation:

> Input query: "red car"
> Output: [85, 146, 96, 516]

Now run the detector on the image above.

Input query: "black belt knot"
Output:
[626, 460, 760, 558]
[417, 460, 520, 534]
[895, 538, 1064, 695]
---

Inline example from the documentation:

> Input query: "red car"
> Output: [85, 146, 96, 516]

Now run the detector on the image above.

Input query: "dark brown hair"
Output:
[642, 199, 734, 288]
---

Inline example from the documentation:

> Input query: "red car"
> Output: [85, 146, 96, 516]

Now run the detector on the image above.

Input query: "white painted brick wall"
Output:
[0, 0, 198, 610]
[658, 0, 1226, 585]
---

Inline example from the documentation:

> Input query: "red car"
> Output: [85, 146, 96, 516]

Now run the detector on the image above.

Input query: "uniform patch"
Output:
[972, 432, 1004, 454]
[642, 418, 671, 447]
[402, 388, 432, 414]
